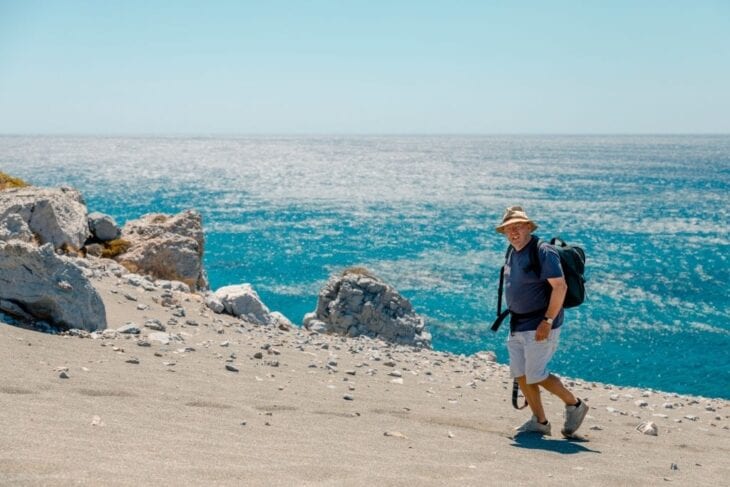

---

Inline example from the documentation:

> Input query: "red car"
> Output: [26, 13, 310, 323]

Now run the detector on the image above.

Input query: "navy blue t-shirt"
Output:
[504, 237, 565, 332]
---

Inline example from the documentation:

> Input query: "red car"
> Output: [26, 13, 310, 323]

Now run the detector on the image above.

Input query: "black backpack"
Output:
[490, 236, 586, 333]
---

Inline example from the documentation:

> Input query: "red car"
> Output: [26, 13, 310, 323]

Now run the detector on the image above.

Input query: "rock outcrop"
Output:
[115, 210, 208, 291]
[0, 186, 89, 250]
[0, 241, 107, 331]
[303, 269, 431, 348]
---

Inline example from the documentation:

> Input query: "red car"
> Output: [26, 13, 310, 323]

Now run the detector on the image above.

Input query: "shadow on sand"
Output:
[510, 433, 601, 455]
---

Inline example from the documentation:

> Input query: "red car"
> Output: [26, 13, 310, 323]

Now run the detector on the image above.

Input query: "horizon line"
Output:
[1, 132, 729, 138]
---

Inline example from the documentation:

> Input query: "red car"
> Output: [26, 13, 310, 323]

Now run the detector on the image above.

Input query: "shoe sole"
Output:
[561, 405, 588, 437]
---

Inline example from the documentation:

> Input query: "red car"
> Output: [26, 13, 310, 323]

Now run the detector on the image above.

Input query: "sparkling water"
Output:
[2, 135, 728, 399]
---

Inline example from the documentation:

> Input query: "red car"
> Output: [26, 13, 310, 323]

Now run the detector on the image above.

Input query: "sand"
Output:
[1, 267, 728, 486]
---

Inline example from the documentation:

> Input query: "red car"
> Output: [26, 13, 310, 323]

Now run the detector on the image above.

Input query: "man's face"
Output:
[503, 222, 532, 250]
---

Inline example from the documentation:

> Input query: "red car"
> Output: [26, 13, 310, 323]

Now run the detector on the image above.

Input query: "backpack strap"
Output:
[526, 236, 543, 277]
[491, 246, 514, 332]
[512, 379, 529, 409]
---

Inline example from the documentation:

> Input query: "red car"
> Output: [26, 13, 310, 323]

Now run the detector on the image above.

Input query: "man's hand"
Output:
[535, 321, 552, 341]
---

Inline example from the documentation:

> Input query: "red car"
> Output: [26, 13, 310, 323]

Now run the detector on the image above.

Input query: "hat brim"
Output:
[495, 218, 538, 234]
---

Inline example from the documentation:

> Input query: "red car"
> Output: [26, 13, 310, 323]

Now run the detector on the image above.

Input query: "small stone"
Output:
[125, 357, 140, 364]
[59, 371, 70, 379]
[636, 421, 658, 436]
[117, 323, 141, 334]
[225, 364, 239, 372]
[144, 319, 165, 331]
[384, 431, 407, 439]
[343, 394, 354, 401]
[253, 352, 263, 359]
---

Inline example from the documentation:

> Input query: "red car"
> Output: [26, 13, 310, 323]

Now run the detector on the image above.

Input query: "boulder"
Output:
[212, 284, 285, 326]
[116, 210, 208, 290]
[0, 241, 107, 331]
[303, 269, 431, 348]
[88, 211, 121, 241]
[0, 186, 89, 250]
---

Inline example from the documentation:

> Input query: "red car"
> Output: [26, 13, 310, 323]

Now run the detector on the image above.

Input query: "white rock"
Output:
[636, 421, 658, 436]
[214, 284, 272, 325]
[87, 212, 120, 242]
[0, 241, 106, 331]
[0, 186, 89, 249]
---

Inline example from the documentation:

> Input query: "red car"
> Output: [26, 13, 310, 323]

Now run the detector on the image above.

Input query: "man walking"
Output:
[496, 206, 588, 437]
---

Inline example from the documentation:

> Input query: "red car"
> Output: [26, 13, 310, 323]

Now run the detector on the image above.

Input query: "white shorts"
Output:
[507, 327, 561, 384]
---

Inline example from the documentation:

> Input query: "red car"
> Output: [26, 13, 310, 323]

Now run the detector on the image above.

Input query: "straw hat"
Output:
[495, 205, 538, 234]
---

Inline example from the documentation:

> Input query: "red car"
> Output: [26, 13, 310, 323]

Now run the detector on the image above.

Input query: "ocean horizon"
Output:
[2, 134, 728, 399]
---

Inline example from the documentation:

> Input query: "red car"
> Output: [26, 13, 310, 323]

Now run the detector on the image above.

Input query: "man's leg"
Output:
[537, 374, 577, 406]
[516, 375, 547, 423]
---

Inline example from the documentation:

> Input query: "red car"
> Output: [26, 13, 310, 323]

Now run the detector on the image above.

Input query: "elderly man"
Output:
[496, 206, 588, 437]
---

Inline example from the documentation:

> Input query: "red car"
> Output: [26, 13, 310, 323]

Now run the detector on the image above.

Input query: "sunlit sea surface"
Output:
[2, 135, 728, 399]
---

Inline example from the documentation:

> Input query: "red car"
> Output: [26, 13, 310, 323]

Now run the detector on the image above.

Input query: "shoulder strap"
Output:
[512, 379, 529, 409]
[528, 236, 543, 277]
[497, 245, 513, 315]
[491, 246, 513, 332]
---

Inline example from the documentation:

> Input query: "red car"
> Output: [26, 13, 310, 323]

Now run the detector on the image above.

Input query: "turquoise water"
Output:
[2, 135, 728, 399]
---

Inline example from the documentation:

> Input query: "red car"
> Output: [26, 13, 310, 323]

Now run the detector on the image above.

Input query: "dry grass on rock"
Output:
[0, 172, 29, 190]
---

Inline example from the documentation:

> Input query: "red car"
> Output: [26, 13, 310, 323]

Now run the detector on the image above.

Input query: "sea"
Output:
[1, 135, 728, 399]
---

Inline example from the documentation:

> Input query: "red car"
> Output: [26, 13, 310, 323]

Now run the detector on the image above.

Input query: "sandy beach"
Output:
[1, 261, 728, 487]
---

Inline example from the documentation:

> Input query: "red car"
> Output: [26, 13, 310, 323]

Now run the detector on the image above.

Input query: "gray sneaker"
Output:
[562, 400, 588, 437]
[515, 415, 551, 435]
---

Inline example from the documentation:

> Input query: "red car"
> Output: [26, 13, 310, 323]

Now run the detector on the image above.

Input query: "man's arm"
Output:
[534, 276, 567, 341]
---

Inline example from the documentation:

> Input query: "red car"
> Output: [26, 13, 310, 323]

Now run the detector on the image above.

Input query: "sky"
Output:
[0, 0, 729, 135]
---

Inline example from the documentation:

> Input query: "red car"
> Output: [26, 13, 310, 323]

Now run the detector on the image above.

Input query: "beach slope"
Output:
[1, 269, 728, 486]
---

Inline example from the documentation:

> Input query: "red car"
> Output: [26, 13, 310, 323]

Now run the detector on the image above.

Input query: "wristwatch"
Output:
[543, 317, 554, 325]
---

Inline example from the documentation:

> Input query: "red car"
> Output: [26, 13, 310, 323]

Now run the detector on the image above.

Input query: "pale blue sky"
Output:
[1, 1, 728, 134]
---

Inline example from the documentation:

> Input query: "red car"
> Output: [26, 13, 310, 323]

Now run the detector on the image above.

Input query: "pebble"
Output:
[117, 323, 141, 335]
[343, 394, 354, 401]
[125, 357, 140, 364]
[225, 364, 239, 372]
[636, 421, 658, 436]
[145, 319, 165, 331]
